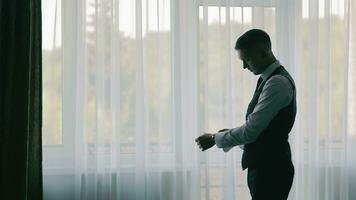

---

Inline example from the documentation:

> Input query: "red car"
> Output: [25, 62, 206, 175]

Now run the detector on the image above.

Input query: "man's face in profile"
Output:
[237, 49, 264, 75]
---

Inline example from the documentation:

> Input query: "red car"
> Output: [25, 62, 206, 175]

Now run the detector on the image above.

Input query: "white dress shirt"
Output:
[215, 61, 295, 152]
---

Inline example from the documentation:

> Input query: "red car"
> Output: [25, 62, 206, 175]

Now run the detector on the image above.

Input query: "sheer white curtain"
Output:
[72, 0, 201, 199]
[199, 0, 356, 200]
[43, 0, 202, 199]
[42, 0, 356, 199]
[290, 0, 354, 199]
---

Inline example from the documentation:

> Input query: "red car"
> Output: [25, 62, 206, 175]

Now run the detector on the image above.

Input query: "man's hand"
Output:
[195, 133, 216, 151]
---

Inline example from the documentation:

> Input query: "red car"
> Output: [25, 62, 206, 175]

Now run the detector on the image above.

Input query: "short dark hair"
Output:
[235, 29, 271, 53]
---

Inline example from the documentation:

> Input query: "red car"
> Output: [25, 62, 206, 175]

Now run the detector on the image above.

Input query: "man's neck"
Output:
[262, 56, 277, 70]
[260, 60, 280, 80]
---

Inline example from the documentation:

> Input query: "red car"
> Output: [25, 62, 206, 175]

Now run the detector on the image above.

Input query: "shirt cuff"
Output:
[215, 130, 233, 152]
[222, 147, 233, 152]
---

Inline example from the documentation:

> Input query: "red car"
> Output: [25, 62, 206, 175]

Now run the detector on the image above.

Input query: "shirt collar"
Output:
[260, 60, 280, 81]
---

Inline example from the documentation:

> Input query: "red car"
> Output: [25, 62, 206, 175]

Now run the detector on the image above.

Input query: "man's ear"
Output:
[260, 51, 269, 59]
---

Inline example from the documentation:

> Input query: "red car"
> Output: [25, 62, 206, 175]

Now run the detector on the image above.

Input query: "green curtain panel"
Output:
[0, 0, 43, 199]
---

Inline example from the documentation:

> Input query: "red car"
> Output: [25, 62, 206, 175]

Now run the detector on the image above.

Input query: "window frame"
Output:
[43, 0, 79, 171]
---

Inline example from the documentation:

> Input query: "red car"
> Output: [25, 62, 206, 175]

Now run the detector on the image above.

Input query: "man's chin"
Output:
[248, 69, 259, 75]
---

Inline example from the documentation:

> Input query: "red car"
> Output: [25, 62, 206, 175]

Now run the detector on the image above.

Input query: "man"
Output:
[195, 29, 296, 200]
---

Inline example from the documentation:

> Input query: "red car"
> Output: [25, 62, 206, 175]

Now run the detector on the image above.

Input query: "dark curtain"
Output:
[0, 0, 43, 199]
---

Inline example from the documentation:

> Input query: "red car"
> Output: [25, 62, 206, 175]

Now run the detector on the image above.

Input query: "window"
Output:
[42, 0, 174, 169]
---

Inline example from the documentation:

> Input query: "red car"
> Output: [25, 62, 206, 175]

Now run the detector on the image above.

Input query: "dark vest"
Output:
[241, 66, 296, 170]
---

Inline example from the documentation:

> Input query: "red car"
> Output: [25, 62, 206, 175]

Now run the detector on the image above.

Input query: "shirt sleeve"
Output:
[214, 75, 294, 151]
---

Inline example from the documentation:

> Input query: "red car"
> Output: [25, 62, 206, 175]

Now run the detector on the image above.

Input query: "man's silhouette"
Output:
[195, 29, 296, 200]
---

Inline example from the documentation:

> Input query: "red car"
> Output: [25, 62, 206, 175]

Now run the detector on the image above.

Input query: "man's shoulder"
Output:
[265, 75, 294, 88]
[262, 75, 295, 99]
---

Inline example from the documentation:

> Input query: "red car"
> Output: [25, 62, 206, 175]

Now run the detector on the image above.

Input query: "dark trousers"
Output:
[247, 161, 294, 200]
